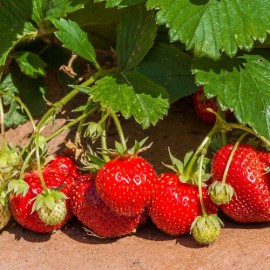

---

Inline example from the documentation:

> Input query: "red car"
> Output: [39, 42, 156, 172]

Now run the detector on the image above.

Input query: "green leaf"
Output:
[116, 5, 157, 70]
[32, 0, 84, 23]
[13, 51, 47, 78]
[10, 65, 47, 118]
[52, 18, 97, 66]
[0, 1, 37, 69]
[86, 74, 169, 128]
[96, 0, 145, 8]
[5, 101, 28, 128]
[136, 43, 196, 102]
[192, 50, 270, 140]
[147, 0, 270, 59]
[69, 1, 122, 26]
[0, 74, 27, 128]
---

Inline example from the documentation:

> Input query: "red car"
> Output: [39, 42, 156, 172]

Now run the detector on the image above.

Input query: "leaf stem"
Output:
[110, 110, 127, 151]
[228, 122, 270, 147]
[74, 97, 93, 146]
[46, 105, 99, 142]
[221, 132, 248, 184]
[0, 97, 6, 153]
[19, 148, 35, 180]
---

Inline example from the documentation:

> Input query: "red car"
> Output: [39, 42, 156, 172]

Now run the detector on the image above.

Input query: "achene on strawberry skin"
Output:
[149, 173, 218, 236]
[8, 156, 78, 233]
[211, 144, 270, 223]
[95, 156, 157, 217]
[70, 173, 146, 238]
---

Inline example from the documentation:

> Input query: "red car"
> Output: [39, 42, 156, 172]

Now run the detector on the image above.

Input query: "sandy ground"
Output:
[1, 90, 270, 270]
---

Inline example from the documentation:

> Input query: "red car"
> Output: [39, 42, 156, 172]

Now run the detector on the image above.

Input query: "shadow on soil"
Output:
[4, 221, 51, 243]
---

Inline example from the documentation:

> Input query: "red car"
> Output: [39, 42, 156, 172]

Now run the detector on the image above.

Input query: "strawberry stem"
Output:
[35, 134, 47, 191]
[110, 110, 127, 152]
[101, 111, 110, 162]
[75, 97, 95, 146]
[198, 151, 207, 217]
[221, 132, 248, 184]
[183, 125, 218, 181]
[35, 74, 99, 136]
[19, 148, 36, 180]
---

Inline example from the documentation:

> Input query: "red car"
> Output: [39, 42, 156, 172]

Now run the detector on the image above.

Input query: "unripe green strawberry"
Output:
[0, 145, 18, 185]
[191, 214, 223, 245]
[38, 200, 67, 226]
[0, 204, 10, 230]
[208, 181, 235, 205]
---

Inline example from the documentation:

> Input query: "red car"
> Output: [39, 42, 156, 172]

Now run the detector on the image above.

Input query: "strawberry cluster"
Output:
[1, 142, 269, 246]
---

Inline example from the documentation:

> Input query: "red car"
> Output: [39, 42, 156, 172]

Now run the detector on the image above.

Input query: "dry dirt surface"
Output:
[1, 97, 270, 270]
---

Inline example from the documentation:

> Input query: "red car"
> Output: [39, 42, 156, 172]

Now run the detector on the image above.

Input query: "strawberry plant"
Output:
[0, 0, 270, 245]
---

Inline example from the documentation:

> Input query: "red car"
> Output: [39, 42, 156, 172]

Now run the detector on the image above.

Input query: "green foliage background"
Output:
[0, 0, 269, 140]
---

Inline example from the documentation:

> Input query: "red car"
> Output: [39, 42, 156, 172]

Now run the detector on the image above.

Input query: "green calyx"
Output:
[208, 181, 235, 205]
[163, 149, 211, 186]
[7, 179, 29, 197]
[32, 189, 67, 225]
[102, 137, 152, 158]
[191, 214, 224, 245]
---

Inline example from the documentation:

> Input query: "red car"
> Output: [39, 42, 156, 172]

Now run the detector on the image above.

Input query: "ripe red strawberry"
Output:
[193, 87, 230, 125]
[211, 144, 270, 222]
[148, 173, 218, 236]
[8, 156, 78, 233]
[70, 173, 146, 238]
[96, 156, 157, 216]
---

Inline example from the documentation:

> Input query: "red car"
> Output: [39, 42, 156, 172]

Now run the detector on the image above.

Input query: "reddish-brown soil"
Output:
[1, 93, 270, 270]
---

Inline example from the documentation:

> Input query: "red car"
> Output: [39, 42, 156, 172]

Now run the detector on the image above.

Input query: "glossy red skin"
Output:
[70, 174, 145, 238]
[96, 156, 157, 217]
[212, 144, 270, 222]
[9, 156, 78, 233]
[148, 173, 218, 236]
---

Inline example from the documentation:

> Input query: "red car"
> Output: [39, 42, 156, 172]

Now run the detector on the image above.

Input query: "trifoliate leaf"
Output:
[147, 0, 270, 59]
[193, 50, 270, 140]
[83, 73, 169, 129]
[52, 18, 98, 67]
